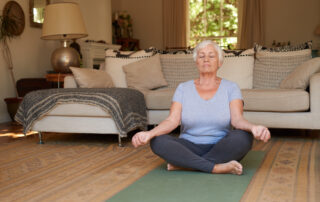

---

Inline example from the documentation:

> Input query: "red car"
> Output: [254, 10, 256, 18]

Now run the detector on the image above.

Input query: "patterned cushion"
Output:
[253, 42, 312, 89]
[160, 54, 199, 88]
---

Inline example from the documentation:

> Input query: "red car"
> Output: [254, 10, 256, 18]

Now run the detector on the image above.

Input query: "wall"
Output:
[0, 0, 112, 123]
[111, 0, 163, 49]
[53, 0, 112, 43]
[111, 0, 320, 49]
[263, 0, 320, 48]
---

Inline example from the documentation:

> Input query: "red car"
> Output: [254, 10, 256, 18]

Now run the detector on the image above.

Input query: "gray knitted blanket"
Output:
[15, 88, 148, 137]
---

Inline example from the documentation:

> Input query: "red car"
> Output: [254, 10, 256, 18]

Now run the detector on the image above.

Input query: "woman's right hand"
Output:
[132, 131, 153, 148]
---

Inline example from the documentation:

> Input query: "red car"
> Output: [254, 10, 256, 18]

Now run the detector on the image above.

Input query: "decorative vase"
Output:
[4, 97, 23, 121]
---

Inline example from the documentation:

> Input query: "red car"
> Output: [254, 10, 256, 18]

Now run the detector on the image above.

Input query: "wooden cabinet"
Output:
[116, 38, 140, 51]
[46, 73, 72, 88]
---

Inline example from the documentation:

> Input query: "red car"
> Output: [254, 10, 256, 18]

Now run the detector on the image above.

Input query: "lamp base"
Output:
[51, 46, 80, 73]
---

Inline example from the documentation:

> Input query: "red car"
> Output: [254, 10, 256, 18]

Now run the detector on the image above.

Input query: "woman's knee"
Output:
[228, 130, 253, 150]
[150, 135, 172, 155]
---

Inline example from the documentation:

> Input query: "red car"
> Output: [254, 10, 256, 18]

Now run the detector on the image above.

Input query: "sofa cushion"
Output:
[64, 75, 78, 88]
[70, 67, 114, 88]
[123, 54, 168, 90]
[47, 103, 112, 117]
[160, 54, 199, 88]
[142, 88, 176, 110]
[242, 89, 309, 112]
[104, 49, 155, 87]
[218, 49, 254, 89]
[280, 57, 320, 90]
[253, 42, 312, 89]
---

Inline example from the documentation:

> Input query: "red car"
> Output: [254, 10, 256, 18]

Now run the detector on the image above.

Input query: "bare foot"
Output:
[212, 160, 243, 175]
[167, 163, 194, 171]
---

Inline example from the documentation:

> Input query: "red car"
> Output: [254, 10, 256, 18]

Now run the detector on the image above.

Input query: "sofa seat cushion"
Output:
[46, 103, 112, 117]
[242, 89, 309, 112]
[142, 88, 176, 110]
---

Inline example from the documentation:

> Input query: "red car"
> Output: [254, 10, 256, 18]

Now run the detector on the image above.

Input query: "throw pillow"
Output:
[160, 54, 199, 88]
[218, 48, 254, 89]
[253, 43, 312, 89]
[70, 67, 114, 88]
[280, 57, 320, 89]
[104, 49, 155, 87]
[123, 54, 168, 90]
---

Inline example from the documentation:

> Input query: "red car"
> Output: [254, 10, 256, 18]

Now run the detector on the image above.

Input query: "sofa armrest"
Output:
[64, 76, 78, 88]
[309, 72, 320, 113]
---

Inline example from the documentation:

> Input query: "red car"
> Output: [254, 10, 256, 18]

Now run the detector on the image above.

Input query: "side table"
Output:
[116, 38, 140, 51]
[46, 73, 72, 88]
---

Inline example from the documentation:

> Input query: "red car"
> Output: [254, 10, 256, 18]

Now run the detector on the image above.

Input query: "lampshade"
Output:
[41, 3, 88, 40]
[315, 25, 320, 36]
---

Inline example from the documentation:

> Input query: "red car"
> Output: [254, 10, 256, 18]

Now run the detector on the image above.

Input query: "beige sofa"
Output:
[31, 48, 320, 146]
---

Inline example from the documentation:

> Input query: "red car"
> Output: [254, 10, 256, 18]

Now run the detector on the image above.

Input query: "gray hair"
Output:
[193, 40, 224, 65]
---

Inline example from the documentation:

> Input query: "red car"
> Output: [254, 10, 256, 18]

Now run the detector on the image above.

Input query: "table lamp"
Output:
[41, 3, 88, 73]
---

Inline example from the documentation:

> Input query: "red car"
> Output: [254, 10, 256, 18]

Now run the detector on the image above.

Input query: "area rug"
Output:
[0, 131, 318, 202]
[242, 139, 320, 202]
[0, 133, 164, 202]
[107, 151, 265, 202]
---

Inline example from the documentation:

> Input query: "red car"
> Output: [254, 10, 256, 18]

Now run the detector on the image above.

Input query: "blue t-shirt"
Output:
[172, 79, 242, 144]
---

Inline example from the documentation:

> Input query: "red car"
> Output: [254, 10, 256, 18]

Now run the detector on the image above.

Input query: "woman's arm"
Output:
[132, 102, 182, 147]
[230, 99, 271, 142]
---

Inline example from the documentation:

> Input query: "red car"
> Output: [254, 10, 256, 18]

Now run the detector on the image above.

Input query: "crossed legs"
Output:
[150, 129, 253, 174]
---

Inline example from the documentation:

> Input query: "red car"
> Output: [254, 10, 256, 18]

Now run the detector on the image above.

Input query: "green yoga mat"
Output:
[108, 151, 265, 202]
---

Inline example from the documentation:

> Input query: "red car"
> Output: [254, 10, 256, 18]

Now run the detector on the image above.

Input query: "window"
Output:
[189, 0, 238, 49]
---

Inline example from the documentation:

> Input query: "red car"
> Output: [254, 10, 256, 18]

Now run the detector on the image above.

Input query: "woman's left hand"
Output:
[251, 125, 271, 142]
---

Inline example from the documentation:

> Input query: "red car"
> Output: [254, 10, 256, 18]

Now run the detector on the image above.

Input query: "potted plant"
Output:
[1, 1, 25, 121]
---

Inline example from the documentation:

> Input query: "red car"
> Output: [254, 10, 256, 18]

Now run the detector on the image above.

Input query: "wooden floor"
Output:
[1, 121, 319, 145]
[0, 121, 319, 202]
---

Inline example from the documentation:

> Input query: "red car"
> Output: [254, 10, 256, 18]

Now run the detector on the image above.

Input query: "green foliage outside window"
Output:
[189, 0, 238, 49]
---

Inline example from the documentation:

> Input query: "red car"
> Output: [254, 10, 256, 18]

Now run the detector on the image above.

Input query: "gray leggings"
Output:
[150, 129, 253, 173]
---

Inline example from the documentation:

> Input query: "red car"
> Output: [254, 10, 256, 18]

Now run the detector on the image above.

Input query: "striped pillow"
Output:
[160, 54, 198, 88]
[253, 43, 312, 89]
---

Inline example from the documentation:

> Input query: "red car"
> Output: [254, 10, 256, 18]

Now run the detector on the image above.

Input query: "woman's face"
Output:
[196, 45, 220, 74]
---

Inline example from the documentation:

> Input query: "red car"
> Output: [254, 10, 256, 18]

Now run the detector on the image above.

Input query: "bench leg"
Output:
[118, 135, 124, 147]
[38, 132, 44, 144]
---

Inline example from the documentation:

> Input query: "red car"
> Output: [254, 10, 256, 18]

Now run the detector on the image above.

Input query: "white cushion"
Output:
[70, 67, 114, 88]
[64, 76, 78, 88]
[218, 49, 254, 89]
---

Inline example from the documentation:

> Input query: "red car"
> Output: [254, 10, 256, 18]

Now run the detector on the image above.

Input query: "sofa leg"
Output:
[38, 132, 44, 144]
[118, 135, 124, 147]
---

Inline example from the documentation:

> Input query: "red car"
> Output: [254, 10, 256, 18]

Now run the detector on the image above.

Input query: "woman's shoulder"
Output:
[221, 79, 239, 88]
[176, 80, 194, 89]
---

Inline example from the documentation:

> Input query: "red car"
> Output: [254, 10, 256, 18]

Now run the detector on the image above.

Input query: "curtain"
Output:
[162, 0, 188, 49]
[238, 0, 264, 49]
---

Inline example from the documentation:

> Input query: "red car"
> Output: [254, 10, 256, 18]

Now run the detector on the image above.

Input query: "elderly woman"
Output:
[132, 40, 270, 175]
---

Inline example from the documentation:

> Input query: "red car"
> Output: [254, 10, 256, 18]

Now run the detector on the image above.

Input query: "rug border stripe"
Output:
[309, 140, 316, 202]
[241, 141, 283, 202]
[294, 141, 311, 202]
